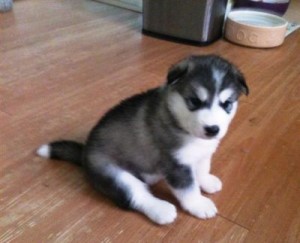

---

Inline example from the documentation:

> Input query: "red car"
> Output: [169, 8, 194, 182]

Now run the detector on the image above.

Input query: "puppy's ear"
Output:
[238, 73, 249, 95]
[237, 72, 249, 96]
[231, 66, 249, 96]
[167, 58, 190, 85]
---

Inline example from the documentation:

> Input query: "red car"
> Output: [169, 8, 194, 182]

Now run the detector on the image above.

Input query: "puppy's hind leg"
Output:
[117, 170, 177, 225]
[85, 156, 177, 225]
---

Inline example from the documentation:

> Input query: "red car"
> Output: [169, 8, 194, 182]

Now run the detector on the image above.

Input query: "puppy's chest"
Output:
[174, 138, 219, 166]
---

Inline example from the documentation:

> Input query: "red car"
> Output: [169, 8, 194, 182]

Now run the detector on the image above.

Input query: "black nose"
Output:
[204, 125, 220, 137]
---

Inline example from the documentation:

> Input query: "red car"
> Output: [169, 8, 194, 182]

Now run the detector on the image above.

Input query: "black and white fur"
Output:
[0, 0, 13, 12]
[37, 55, 248, 225]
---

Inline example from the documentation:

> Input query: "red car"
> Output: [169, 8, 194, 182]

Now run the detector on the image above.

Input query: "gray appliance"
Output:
[143, 0, 228, 45]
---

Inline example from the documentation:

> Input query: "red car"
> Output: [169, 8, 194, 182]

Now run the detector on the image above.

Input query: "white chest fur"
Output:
[174, 137, 219, 167]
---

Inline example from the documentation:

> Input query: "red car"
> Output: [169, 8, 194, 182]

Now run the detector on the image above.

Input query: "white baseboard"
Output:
[94, 0, 142, 13]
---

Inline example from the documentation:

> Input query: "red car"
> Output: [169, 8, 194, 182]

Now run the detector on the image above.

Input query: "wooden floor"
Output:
[1, 0, 299, 242]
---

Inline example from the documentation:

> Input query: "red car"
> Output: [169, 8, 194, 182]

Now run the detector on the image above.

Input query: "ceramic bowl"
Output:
[225, 10, 288, 48]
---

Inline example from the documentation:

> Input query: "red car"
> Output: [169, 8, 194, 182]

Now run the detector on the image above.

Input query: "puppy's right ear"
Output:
[167, 58, 190, 85]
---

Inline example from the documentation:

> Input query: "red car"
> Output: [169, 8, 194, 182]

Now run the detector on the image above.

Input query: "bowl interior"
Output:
[229, 10, 287, 28]
[234, 0, 290, 15]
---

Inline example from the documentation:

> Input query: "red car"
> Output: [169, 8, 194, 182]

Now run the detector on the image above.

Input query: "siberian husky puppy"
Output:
[37, 55, 248, 225]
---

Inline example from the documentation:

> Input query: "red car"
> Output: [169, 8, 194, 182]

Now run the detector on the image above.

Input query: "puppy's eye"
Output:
[186, 97, 204, 111]
[221, 100, 233, 113]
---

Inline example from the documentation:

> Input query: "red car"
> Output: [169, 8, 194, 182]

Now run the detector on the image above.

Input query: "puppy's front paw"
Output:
[199, 174, 222, 194]
[183, 196, 217, 219]
[147, 200, 177, 225]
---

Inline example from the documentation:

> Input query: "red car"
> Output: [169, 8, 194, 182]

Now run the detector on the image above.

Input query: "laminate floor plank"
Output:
[1, 0, 299, 242]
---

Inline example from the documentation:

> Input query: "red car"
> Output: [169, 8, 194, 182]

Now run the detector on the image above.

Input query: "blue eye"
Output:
[221, 100, 233, 113]
[186, 97, 204, 111]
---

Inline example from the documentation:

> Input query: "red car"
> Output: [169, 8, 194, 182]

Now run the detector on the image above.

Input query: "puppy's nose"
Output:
[204, 125, 220, 137]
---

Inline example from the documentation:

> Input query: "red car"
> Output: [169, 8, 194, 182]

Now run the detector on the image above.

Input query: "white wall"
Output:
[94, 0, 142, 12]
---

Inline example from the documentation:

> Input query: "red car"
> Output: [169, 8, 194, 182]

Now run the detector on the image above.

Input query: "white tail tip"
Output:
[37, 144, 50, 158]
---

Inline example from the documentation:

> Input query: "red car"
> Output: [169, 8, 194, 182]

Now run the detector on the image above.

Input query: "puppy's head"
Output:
[166, 55, 248, 140]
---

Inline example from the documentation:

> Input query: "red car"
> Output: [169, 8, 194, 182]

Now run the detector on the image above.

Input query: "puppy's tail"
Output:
[37, 140, 84, 166]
